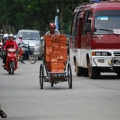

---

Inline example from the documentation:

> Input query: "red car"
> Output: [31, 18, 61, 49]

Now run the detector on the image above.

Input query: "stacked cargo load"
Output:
[44, 34, 67, 72]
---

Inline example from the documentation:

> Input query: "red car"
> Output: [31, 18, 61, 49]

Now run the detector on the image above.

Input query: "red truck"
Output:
[69, 0, 120, 79]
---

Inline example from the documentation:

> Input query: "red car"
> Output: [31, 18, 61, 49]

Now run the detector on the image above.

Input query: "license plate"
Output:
[114, 60, 120, 65]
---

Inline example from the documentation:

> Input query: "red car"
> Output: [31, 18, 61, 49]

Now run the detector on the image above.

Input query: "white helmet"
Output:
[0, 33, 3, 38]
[19, 35, 23, 38]
[3, 34, 8, 38]
[9, 34, 14, 38]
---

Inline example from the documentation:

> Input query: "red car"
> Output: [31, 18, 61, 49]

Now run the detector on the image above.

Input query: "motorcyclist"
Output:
[0, 34, 9, 59]
[2, 34, 18, 67]
[2, 34, 9, 45]
[45, 23, 60, 35]
[18, 35, 25, 63]
[4, 34, 18, 49]
[0, 34, 3, 43]
[18, 35, 23, 43]
[0, 34, 3, 58]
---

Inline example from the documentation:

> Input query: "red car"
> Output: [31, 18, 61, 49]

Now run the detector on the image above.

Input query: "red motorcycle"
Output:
[4, 48, 18, 75]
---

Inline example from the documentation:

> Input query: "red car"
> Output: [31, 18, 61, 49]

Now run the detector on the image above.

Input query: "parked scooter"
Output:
[4, 48, 18, 75]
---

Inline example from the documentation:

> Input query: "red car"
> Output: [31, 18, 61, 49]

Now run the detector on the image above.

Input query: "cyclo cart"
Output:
[39, 34, 72, 89]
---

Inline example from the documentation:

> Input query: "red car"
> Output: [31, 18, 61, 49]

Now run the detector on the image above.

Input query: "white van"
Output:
[16, 29, 43, 59]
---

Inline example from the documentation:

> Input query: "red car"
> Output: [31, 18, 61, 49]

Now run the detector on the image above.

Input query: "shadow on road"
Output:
[97, 75, 120, 80]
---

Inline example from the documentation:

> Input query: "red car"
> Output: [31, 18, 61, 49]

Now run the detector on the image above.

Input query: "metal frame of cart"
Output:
[39, 61, 72, 89]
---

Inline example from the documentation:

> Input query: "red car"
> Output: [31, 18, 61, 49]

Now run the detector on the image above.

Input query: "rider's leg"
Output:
[2, 54, 6, 67]
[20, 51, 24, 63]
[21, 56, 25, 63]
[21, 51, 25, 63]
[24, 51, 28, 60]
[19, 49, 25, 63]
[0, 105, 7, 118]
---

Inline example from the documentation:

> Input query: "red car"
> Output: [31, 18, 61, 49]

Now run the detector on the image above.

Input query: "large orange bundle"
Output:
[44, 34, 67, 72]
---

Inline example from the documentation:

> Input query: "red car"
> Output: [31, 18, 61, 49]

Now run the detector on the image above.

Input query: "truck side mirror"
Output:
[86, 23, 91, 32]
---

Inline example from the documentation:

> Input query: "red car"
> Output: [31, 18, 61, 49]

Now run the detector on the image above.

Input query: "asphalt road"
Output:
[0, 59, 120, 120]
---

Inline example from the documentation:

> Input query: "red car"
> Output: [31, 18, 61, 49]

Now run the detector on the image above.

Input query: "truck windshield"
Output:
[94, 10, 120, 35]
[20, 32, 40, 40]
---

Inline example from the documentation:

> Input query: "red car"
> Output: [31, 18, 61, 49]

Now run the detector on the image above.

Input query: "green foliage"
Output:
[0, 0, 89, 35]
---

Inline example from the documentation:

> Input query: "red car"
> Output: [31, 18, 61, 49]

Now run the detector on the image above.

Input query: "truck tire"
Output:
[87, 60, 100, 79]
[117, 72, 120, 77]
[83, 68, 88, 77]
[75, 62, 83, 76]
[88, 66, 96, 79]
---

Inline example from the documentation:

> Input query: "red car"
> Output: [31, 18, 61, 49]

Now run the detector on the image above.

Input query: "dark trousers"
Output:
[3, 55, 6, 65]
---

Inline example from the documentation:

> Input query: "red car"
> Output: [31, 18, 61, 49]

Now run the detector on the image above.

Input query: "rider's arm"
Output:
[3, 42, 7, 50]
[14, 41, 19, 50]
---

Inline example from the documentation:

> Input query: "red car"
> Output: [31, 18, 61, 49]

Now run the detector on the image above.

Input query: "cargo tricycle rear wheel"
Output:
[67, 63, 72, 89]
[39, 64, 44, 89]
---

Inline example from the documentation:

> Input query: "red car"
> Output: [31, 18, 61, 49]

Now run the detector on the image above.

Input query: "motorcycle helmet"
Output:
[3, 34, 9, 41]
[3, 34, 8, 38]
[9, 34, 14, 38]
[49, 23, 56, 29]
[19, 35, 23, 39]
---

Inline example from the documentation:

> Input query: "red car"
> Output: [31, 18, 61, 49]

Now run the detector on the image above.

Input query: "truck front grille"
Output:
[114, 51, 120, 56]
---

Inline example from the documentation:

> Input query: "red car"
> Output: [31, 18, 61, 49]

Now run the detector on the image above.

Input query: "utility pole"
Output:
[55, 8, 59, 31]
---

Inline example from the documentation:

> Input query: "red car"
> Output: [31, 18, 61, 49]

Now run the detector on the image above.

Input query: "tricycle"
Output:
[39, 34, 72, 89]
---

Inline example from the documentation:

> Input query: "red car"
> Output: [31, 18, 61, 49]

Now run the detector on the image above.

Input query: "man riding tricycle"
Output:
[39, 23, 72, 89]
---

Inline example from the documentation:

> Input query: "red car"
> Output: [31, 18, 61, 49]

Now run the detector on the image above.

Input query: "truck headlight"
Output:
[96, 52, 101, 56]
[92, 52, 111, 56]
